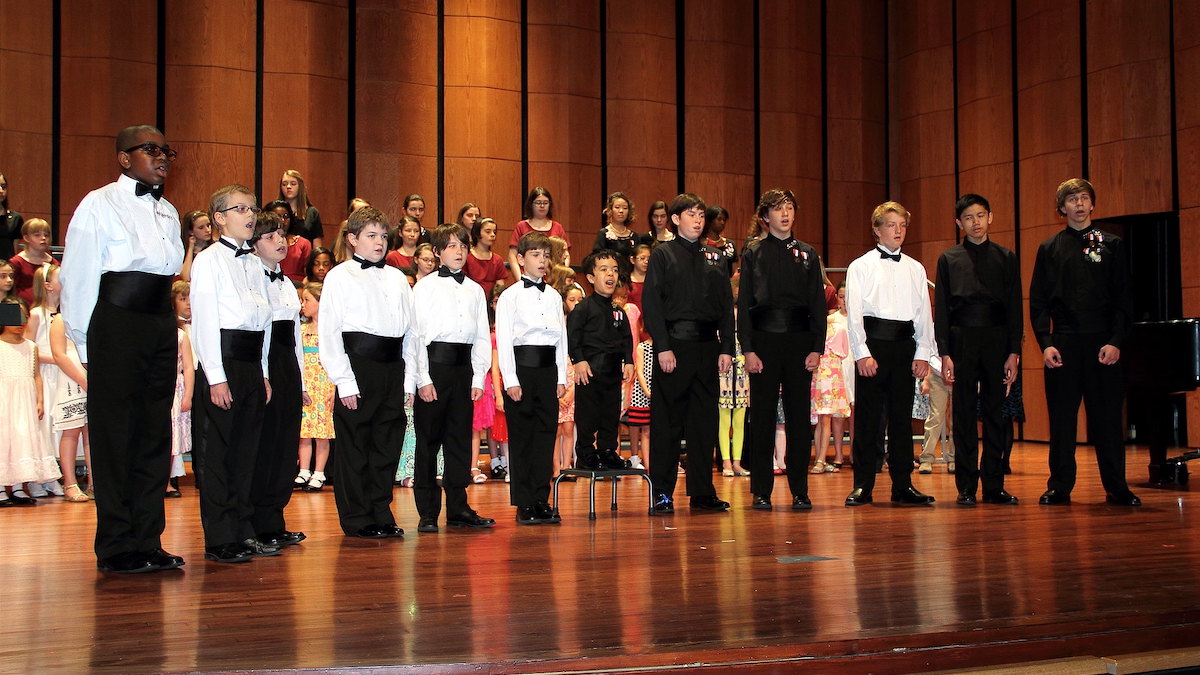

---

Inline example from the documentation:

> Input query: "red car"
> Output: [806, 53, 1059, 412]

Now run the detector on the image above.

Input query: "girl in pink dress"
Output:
[810, 283, 852, 471]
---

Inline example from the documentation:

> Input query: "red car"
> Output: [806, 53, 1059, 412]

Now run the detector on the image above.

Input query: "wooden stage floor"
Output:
[3, 443, 1200, 674]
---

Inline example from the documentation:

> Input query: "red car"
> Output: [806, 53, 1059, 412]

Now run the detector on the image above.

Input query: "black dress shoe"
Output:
[145, 549, 185, 570]
[447, 510, 495, 528]
[97, 551, 157, 574]
[651, 493, 674, 515]
[8, 492, 36, 506]
[792, 495, 813, 510]
[1106, 491, 1142, 506]
[257, 530, 307, 547]
[599, 450, 632, 470]
[164, 489, 181, 499]
[892, 486, 936, 504]
[241, 537, 283, 557]
[1039, 489, 1070, 505]
[516, 506, 540, 525]
[751, 494, 773, 510]
[351, 524, 390, 539]
[690, 495, 730, 511]
[982, 490, 1019, 505]
[845, 488, 873, 506]
[534, 501, 561, 524]
[379, 524, 405, 537]
[956, 492, 977, 506]
[204, 543, 253, 563]
[417, 517, 439, 532]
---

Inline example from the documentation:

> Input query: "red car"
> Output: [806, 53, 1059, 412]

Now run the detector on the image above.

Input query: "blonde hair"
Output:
[331, 221, 350, 263]
[30, 264, 58, 310]
[280, 169, 313, 216]
[547, 236, 569, 266]
[870, 201, 911, 230]
[22, 218, 51, 237]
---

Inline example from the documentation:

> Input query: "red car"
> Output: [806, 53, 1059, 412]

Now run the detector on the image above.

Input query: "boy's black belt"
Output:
[863, 316, 914, 341]
[342, 331, 404, 362]
[271, 320, 295, 347]
[98, 271, 173, 314]
[427, 340, 472, 366]
[583, 351, 624, 376]
[951, 303, 1006, 328]
[667, 319, 718, 342]
[220, 329, 265, 362]
[750, 306, 811, 333]
[514, 344, 556, 368]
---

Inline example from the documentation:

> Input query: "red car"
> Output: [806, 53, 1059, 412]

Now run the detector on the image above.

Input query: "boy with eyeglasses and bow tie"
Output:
[843, 201, 936, 508]
[61, 124, 185, 574]
[406, 223, 495, 532]
[319, 206, 415, 539]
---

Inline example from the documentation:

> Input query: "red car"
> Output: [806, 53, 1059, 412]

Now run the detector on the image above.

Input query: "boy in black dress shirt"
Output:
[935, 194, 1022, 506]
[1029, 178, 1139, 506]
[567, 250, 634, 473]
[643, 193, 735, 514]
[497, 232, 568, 524]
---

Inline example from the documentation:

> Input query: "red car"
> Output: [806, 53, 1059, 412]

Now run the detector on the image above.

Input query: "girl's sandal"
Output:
[63, 484, 90, 503]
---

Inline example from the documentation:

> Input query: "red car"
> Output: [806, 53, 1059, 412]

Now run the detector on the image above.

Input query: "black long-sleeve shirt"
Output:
[642, 237, 735, 355]
[735, 233, 827, 355]
[934, 238, 1023, 357]
[567, 292, 633, 366]
[1029, 225, 1132, 350]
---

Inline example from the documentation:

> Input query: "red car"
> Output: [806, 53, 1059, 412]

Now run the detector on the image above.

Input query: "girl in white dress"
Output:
[21, 264, 65, 497]
[49, 311, 90, 502]
[0, 297, 60, 505]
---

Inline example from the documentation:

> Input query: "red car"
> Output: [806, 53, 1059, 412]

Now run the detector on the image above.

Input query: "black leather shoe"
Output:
[98, 551, 157, 574]
[1106, 491, 1142, 506]
[792, 495, 813, 510]
[257, 530, 307, 547]
[577, 454, 604, 471]
[982, 490, 1019, 505]
[204, 543, 253, 564]
[417, 517, 439, 533]
[352, 524, 390, 539]
[146, 548, 185, 570]
[891, 486, 935, 504]
[751, 494, 772, 510]
[956, 492, 977, 506]
[241, 537, 283, 557]
[845, 488, 873, 506]
[8, 492, 36, 506]
[164, 489, 181, 499]
[1039, 489, 1070, 505]
[599, 450, 632, 470]
[447, 510, 495, 528]
[651, 493, 674, 514]
[534, 501, 561, 524]
[379, 524, 405, 538]
[516, 506, 540, 525]
[690, 495, 730, 511]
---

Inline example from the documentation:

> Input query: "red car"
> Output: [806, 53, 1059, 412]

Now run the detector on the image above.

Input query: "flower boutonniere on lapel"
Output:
[1083, 230, 1106, 263]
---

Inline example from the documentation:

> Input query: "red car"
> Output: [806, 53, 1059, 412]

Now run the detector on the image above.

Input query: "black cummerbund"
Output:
[427, 340, 472, 366]
[271, 320, 296, 347]
[98, 271, 173, 314]
[342, 331, 404, 362]
[751, 306, 811, 333]
[587, 351, 624, 376]
[951, 303, 1006, 328]
[863, 316, 915, 341]
[221, 328, 265, 362]
[667, 319, 718, 342]
[514, 344, 556, 368]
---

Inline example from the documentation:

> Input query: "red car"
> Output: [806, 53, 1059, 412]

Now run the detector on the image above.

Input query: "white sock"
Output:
[311, 471, 326, 481]
[491, 457, 501, 469]
[298, 469, 312, 480]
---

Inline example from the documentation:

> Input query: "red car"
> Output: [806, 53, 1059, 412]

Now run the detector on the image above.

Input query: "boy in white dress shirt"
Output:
[318, 206, 414, 539]
[496, 232, 568, 524]
[190, 184, 277, 562]
[407, 223, 495, 532]
[844, 201, 936, 507]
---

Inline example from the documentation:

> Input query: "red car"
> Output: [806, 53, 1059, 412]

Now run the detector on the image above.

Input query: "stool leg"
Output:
[553, 475, 561, 510]
[589, 477, 597, 520]
[642, 474, 654, 515]
[611, 478, 619, 511]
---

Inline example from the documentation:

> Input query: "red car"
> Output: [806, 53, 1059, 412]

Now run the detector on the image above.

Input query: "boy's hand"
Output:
[744, 351, 763, 373]
[1043, 346, 1063, 368]
[658, 350, 677, 373]
[506, 386, 523, 402]
[942, 355, 955, 383]
[622, 363, 635, 383]
[1098, 344, 1121, 365]
[340, 393, 360, 410]
[575, 361, 593, 385]
[264, 379, 273, 404]
[718, 354, 732, 374]
[556, 384, 566, 399]
[1002, 353, 1019, 385]
[405, 394, 413, 406]
[302, 392, 313, 407]
[911, 360, 929, 379]
[418, 384, 438, 402]
[470, 387, 483, 401]
[856, 357, 878, 378]
[804, 351, 820, 371]
[211, 382, 233, 409]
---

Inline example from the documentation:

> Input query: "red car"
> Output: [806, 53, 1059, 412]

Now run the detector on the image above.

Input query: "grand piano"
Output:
[1124, 318, 1200, 485]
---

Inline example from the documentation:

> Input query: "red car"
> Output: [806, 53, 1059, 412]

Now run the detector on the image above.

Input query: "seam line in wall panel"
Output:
[255, 0, 264, 198]
[1168, 0, 1179, 213]
[820, 0, 828, 260]
[600, 0, 608, 204]
[51, 0, 61, 240]
[1079, 0, 1088, 179]
[753, 0, 761, 201]
[520, 0, 529, 201]
[951, 0, 960, 243]
[675, 0, 685, 195]
[156, 0, 166, 132]
[1009, 0, 1022, 442]
[347, 0, 356, 201]
[437, 0, 445, 224]
[883, 1, 890, 196]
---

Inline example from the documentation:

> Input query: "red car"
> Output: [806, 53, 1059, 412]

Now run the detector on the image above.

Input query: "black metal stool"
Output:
[552, 468, 655, 519]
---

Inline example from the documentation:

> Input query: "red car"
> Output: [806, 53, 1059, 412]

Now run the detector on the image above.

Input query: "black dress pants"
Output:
[413, 362, 474, 519]
[251, 332, 302, 534]
[948, 326, 1008, 495]
[649, 339, 720, 499]
[747, 331, 816, 498]
[573, 366, 623, 464]
[850, 336, 917, 495]
[504, 364, 558, 507]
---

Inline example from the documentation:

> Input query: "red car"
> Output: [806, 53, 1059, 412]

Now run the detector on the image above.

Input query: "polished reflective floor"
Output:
[3, 443, 1199, 674]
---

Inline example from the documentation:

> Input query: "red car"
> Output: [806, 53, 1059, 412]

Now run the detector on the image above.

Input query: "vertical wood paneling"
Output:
[1174, 0, 1200, 445]
[526, 1, 602, 255]
[0, 1, 53, 227]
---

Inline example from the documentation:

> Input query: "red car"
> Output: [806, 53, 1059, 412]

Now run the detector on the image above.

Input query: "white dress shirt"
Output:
[318, 257, 415, 399]
[59, 173, 184, 362]
[495, 276, 569, 388]
[846, 245, 935, 362]
[189, 236, 274, 384]
[260, 259, 306, 391]
[405, 269, 491, 394]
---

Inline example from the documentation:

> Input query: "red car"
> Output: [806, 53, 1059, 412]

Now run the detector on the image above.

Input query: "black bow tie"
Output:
[523, 278, 546, 292]
[438, 266, 464, 283]
[354, 255, 385, 270]
[219, 238, 253, 257]
[265, 269, 285, 282]
[134, 181, 163, 200]
[878, 247, 901, 262]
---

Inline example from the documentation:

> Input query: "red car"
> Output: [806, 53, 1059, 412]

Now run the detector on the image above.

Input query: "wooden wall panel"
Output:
[262, 0, 350, 243]
[605, 0, 676, 243]
[355, 1, 438, 226]
[1086, 0, 1172, 218]
[825, 0, 886, 271]
[1175, 0, 1200, 445]
[526, 0, 602, 256]
[0, 1, 53, 227]
[58, 1, 159, 236]
[443, 1, 522, 234]
[683, 0, 754, 246]
[759, 0, 823, 249]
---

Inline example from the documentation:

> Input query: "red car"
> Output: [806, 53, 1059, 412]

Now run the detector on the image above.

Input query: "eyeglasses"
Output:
[532, 201, 550, 207]
[123, 143, 178, 161]
[218, 204, 262, 215]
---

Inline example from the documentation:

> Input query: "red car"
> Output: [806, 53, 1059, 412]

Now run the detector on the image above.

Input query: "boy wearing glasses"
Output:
[61, 125, 186, 574]
[189, 185, 277, 563]
[407, 223, 495, 532]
